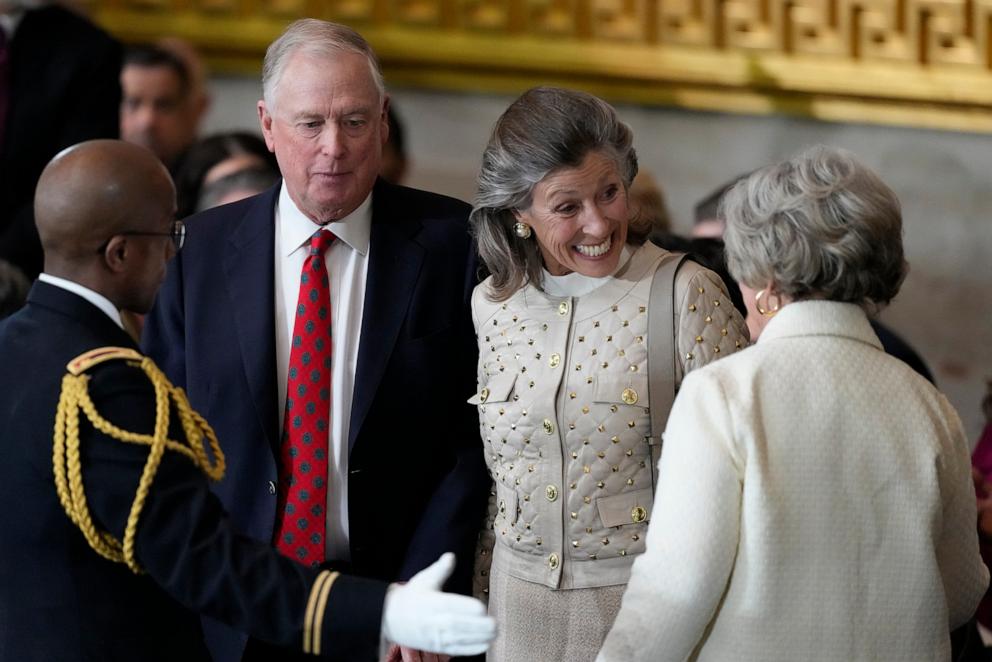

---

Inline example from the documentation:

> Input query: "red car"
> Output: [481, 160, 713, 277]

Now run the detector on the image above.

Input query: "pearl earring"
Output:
[513, 222, 532, 239]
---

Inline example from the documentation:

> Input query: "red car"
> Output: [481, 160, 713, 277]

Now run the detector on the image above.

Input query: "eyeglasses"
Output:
[97, 219, 186, 254]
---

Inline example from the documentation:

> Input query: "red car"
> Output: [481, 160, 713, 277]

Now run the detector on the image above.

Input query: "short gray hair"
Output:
[197, 166, 279, 212]
[470, 87, 643, 301]
[722, 145, 907, 309]
[262, 19, 385, 111]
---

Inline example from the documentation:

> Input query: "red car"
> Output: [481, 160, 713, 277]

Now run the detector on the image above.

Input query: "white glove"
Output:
[382, 553, 497, 657]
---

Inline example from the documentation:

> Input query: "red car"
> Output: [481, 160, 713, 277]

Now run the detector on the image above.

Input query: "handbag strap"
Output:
[647, 251, 689, 462]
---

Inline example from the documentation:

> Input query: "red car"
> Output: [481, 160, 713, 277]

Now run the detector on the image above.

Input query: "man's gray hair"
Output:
[721, 145, 907, 310]
[262, 19, 385, 111]
[469, 86, 643, 301]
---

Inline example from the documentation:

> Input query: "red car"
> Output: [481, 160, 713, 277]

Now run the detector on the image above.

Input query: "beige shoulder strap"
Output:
[647, 251, 689, 489]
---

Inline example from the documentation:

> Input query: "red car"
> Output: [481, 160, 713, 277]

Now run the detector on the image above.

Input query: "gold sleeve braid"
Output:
[52, 347, 225, 574]
[303, 569, 340, 655]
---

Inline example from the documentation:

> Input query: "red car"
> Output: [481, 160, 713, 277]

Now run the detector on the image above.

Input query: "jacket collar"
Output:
[26, 280, 138, 349]
[758, 300, 882, 350]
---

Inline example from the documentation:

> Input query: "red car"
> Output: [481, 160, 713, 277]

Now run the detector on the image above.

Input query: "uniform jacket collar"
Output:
[26, 280, 138, 349]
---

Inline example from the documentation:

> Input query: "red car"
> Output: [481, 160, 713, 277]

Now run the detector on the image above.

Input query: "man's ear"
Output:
[101, 236, 129, 274]
[380, 94, 391, 146]
[258, 100, 276, 152]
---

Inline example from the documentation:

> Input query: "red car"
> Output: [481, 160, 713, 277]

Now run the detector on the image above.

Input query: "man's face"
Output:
[120, 65, 196, 168]
[118, 170, 179, 314]
[258, 50, 388, 224]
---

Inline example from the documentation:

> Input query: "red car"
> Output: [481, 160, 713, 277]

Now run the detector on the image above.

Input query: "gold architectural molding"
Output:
[89, 0, 992, 132]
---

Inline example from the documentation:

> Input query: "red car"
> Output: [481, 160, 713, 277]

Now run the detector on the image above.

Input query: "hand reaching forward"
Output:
[382, 553, 496, 657]
[384, 643, 450, 662]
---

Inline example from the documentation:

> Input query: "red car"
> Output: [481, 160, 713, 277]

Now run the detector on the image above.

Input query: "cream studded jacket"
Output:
[471, 242, 748, 593]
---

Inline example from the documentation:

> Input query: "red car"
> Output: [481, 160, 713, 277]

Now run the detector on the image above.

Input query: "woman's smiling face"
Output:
[515, 150, 629, 278]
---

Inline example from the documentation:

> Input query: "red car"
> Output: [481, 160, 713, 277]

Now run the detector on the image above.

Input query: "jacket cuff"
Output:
[311, 573, 389, 660]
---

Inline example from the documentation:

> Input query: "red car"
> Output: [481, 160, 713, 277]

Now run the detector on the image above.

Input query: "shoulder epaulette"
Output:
[55, 345, 225, 574]
[66, 347, 144, 375]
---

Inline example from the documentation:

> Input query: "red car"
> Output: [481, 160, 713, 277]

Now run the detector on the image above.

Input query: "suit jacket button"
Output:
[268, 480, 277, 495]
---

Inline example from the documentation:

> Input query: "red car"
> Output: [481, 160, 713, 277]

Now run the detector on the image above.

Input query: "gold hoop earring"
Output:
[513, 222, 532, 239]
[754, 289, 781, 317]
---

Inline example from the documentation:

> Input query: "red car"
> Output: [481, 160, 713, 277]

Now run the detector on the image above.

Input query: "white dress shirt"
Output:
[38, 273, 124, 330]
[274, 184, 370, 562]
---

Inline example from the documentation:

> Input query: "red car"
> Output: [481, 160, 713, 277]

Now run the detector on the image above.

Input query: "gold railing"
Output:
[89, 0, 992, 132]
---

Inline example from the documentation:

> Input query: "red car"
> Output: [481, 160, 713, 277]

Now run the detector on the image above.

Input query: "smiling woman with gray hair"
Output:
[597, 145, 988, 662]
[469, 87, 748, 661]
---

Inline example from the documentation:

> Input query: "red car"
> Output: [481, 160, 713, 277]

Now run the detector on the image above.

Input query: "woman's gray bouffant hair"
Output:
[721, 145, 907, 310]
[470, 87, 643, 301]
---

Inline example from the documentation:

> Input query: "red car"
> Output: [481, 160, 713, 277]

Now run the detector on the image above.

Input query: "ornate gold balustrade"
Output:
[88, 0, 992, 132]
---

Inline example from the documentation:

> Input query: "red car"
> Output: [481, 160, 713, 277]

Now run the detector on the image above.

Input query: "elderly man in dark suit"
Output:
[0, 1, 121, 280]
[142, 19, 490, 662]
[0, 139, 495, 662]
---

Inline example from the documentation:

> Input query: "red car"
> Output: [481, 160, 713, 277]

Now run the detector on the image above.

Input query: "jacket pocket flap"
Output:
[597, 487, 654, 527]
[592, 374, 649, 408]
[468, 371, 518, 405]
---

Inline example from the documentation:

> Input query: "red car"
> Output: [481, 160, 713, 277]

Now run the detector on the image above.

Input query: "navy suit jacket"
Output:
[0, 282, 388, 662]
[143, 179, 489, 661]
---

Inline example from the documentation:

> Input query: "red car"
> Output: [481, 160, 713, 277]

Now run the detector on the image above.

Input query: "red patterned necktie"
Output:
[274, 228, 335, 567]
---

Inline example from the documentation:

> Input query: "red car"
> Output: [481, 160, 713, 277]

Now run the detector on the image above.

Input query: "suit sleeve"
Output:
[79, 362, 388, 660]
[396, 245, 491, 593]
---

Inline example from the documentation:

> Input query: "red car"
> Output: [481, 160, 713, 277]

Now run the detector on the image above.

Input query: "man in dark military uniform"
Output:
[0, 140, 495, 662]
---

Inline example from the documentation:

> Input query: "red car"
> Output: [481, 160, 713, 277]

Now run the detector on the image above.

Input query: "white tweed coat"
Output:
[598, 300, 989, 662]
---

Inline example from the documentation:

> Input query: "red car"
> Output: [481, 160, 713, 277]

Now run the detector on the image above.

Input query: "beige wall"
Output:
[205, 76, 992, 441]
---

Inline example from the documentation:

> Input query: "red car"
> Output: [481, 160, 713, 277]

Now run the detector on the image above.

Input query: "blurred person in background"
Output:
[197, 166, 280, 212]
[0, 258, 28, 318]
[0, 0, 121, 280]
[158, 36, 210, 134]
[628, 169, 672, 236]
[691, 174, 746, 240]
[598, 145, 987, 662]
[120, 43, 204, 174]
[173, 131, 277, 218]
[971, 381, 992, 645]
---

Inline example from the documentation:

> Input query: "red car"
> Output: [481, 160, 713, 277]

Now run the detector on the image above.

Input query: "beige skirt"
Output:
[488, 564, 625, 662]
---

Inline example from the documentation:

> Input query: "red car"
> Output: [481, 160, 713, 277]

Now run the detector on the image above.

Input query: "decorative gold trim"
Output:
[90, 0, 992, 133]
[311, 570, 339, 656]
[303, 569, 332, 654]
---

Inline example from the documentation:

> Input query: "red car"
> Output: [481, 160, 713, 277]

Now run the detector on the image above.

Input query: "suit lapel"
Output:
[349, 181, 425, 451]
[222, 186, 280, 456]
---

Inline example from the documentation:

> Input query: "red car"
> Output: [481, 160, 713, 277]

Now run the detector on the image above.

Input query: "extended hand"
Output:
[384, 643, 451, 662]
[382, 553, 496, 657]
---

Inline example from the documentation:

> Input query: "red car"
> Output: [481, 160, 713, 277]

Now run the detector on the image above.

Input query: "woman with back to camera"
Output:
[468, 86, 748, 661]
[597, 145, 989, 662]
